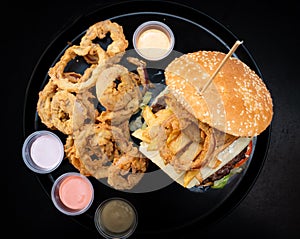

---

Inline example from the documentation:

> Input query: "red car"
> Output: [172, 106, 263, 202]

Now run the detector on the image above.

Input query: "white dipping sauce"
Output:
[30, 134, 64, 169]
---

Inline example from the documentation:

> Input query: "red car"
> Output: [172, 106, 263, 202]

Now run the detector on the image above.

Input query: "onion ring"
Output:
[73, 123, 119, 179]
[80, 19, 129, 58]
[48, 45, 106, 92]
[107, 163, 144, 190]
[36, 80, 58, 130]
[95, 64, 142, 112]
[64, 135, 91, 176]
[73, 90, 98, 131]
[50, 90, 76, 135]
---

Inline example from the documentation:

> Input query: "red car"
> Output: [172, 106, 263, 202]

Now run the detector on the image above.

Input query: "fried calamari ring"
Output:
[36, 80, 58, 130]
[80, 19, 129, 58]
[48, 45, 106, 92]
[96, 64, 142, 111]
[50, 90, 76, 135]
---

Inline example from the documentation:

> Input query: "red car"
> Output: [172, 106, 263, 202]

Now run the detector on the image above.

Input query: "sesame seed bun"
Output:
[165, 50, 273, 137]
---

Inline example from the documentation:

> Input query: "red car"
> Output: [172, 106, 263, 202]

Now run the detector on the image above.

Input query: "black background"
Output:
[14, 0, 299, 238]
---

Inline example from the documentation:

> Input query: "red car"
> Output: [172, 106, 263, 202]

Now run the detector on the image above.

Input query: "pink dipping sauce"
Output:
[58, 175, 93, 210]
[30, 134, 64, 169]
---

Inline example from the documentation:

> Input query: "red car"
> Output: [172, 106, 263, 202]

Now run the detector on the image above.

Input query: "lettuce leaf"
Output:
[211, 167, 243, 189]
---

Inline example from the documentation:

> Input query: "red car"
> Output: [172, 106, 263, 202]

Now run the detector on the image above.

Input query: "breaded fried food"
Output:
[79, 19, 128, 58]
[36, 80, 58, 130]
[50, 90, 76, 135]
[95, 64, 142, 112]
[36, 19, 149, 191]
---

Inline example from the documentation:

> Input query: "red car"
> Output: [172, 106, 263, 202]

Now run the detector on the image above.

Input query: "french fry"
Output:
[168, 133, 191, 155]
[142, 106, 156, 125]
[184, 169, 199, 187]
[131, 128, 151, 143]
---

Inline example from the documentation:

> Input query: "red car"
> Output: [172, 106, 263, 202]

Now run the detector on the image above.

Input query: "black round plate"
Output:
[22, 0, 272, 237]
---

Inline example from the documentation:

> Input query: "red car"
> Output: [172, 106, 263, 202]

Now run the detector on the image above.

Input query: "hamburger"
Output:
[132, 50, 273, 189]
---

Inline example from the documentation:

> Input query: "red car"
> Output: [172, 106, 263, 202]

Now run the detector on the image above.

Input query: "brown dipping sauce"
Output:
[94, 198, 137, 237]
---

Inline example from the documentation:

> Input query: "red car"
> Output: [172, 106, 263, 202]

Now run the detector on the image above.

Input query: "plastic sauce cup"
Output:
[133, 21, 175, 61]
[94, 197, 138, 239]
[51, 172, 94, 216]
[22, 130, 64, 173]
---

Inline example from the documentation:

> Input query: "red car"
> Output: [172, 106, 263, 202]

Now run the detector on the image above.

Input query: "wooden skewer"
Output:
[200, 40, 243, 94]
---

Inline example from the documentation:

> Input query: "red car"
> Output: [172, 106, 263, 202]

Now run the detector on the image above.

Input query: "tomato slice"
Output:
[234, 140, 253, 168]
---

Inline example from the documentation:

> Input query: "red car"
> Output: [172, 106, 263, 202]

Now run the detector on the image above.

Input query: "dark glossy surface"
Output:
[16, 0, 299, 239]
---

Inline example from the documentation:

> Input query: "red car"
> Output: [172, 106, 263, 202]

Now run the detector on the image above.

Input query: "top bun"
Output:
[164, 50, 273, 137]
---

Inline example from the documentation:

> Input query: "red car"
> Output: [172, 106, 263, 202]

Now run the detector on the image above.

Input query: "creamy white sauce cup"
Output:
[22, 130, 64, 174]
